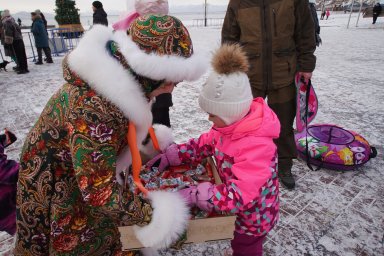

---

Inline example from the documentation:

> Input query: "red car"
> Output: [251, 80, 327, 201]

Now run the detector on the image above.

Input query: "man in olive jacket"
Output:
[222, 0, 316, 189]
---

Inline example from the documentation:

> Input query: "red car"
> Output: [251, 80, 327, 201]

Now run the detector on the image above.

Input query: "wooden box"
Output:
[118, 158, 235, 250]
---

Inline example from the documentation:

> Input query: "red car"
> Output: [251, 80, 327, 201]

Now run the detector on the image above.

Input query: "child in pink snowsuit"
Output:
[147, 44, 281, 256]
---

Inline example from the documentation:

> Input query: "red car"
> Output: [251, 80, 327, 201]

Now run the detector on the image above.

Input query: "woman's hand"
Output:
[148, 82, 176, 100]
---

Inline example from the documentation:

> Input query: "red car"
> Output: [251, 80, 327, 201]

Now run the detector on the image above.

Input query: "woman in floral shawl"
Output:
[15, 15, 207, 255]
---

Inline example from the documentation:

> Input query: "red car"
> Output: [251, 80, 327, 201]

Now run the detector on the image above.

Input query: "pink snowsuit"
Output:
[177, 98, 281, 236]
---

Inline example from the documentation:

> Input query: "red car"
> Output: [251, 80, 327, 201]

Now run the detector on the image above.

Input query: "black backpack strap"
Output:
[304, 79, 322, 171]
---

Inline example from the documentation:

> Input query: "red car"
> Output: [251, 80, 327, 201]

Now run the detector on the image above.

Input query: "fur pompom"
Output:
[211, 44, 249, 75]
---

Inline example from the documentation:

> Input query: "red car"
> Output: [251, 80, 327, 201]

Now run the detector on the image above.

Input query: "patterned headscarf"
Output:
[107, 15, 194, 94]
[129, 15, 193, 58]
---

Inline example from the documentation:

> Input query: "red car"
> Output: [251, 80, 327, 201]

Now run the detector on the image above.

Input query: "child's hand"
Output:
[178, 182, 214, 212]
[145, 144, 181, 172]
[298, 72, 312, 83]
[3, 129, 17, 148]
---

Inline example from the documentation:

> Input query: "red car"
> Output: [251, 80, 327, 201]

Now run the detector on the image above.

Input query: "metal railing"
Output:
[192, 18, 224, 27]
[6, 28, 85, 62]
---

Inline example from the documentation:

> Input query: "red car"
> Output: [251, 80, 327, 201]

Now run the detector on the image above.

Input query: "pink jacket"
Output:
[177, 98, 281, 236]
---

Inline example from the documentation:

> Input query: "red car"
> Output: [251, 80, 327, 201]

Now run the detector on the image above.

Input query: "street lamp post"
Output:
[204, 0, 207, 27]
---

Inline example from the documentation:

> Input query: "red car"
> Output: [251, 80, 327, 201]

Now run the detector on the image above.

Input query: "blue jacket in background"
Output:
[31, 18, 49, 48]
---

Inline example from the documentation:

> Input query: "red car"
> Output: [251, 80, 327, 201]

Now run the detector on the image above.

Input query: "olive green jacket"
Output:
[222, 0, 317, 91]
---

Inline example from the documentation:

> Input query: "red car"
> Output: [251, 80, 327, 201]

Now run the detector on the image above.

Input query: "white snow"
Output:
[1, 12, 384, 255]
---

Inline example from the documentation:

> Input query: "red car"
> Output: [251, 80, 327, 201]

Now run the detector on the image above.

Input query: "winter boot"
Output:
[278, 169, 295, 189]
[223, 248, 233, 256]
[35, 61, 43, 65]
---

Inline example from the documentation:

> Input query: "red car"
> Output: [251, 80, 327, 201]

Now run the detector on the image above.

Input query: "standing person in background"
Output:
[31, 11, 53, 65]
[321, 9, 326, 20]
[372, 2, 382, 24]
[0, 11, 17, 69]
[92, 1, 108, 26]
[326, 9, 330, 20]
[35, 9, 48, 32]
[1, 9, 28, 74]
[309, 0, 322, 46]
[17, 18, 21, 27]
[221, 0, 317, 189]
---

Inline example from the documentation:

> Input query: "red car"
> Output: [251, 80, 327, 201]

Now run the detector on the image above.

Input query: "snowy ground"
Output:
[0, 13, 383, 256]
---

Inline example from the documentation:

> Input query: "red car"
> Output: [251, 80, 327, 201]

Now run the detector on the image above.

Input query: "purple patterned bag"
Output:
[295, 75, 318, 132]
[295, 124, 377, 170]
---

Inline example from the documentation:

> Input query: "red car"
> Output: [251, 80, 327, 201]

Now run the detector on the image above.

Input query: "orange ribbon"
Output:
[148, 126, 160, 152]
[127, 122, 149, 196]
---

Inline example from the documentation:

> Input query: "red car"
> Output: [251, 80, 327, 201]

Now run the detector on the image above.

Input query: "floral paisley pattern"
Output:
[15, 57, 153, 255]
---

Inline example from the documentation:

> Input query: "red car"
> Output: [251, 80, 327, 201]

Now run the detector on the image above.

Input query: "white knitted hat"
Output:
[199, 44, 253, 125]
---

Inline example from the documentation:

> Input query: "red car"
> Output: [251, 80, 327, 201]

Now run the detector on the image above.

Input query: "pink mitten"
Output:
[145, 144, 181, 172]
[195, 182, 214, 212]
[178, 186, 197, 208]
[178, 182, 214, 212]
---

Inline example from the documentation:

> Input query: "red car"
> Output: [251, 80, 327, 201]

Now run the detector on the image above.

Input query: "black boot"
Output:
[17, 69, 29, 74]
[278, 169, 295, 189]
[35, 60, 43, 65]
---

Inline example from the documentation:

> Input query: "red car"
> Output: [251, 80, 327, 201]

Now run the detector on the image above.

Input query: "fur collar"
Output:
[68, 25, 208, 143]
[67, 25, 151, 143]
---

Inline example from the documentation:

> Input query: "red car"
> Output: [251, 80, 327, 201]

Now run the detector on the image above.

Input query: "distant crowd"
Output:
[0, 1, 108, 75]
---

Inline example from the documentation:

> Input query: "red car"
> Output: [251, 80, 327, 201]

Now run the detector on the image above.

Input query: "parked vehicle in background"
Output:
[343, 2, 369, 13]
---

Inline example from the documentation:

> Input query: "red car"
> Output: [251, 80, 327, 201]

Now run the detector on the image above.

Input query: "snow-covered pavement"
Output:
[0, 12, 383, 256]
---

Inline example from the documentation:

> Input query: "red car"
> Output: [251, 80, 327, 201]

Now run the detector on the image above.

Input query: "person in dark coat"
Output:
[92, 1, 108, 26]
[222, 0, 316, 190]
[0, 129, 18, 236]
[31, 12, 52, 64]
[1, 9, 28, 74]
[309, 0, 322, 46]
[35, 9, 48, 32]
[373, 2, 382, 24]
[0, 12, 17, 66]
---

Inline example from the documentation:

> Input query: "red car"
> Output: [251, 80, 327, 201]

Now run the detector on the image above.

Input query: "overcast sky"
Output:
[0, 0, 228, 13]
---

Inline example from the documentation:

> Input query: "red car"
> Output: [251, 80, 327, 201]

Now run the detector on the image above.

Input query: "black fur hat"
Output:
[92, 1, 103, 9]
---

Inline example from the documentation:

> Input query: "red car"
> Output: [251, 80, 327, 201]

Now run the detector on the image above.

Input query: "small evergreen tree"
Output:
[55, 0, 81, 25]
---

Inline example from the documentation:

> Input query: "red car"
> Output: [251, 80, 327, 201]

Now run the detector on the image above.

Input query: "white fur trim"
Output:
[67, 25, 152, 143]
[151, 124, 174, 151]
[134, 191, 189, 249]
[140, 247, 160, 256]
[113, 30, 209, 82]
[140, 124, 174, 158]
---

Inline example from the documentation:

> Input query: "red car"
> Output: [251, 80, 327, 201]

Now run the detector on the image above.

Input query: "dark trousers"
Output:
[152, 107, 171, 127]
[231, 232, 266, 256]
[373, 14, 379, 24]
[252, 84, 297, 171]
[12, 39, 28, 71]
[151, 93, 173, 127]
[37, 47, 52, 62]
